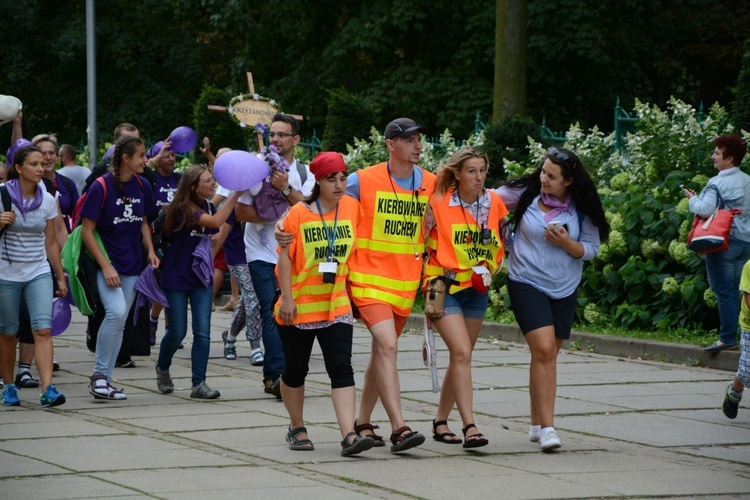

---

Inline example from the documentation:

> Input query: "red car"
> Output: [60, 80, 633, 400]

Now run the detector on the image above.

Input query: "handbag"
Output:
[424, 277, 448, 319]
[687, 186, 741, 254]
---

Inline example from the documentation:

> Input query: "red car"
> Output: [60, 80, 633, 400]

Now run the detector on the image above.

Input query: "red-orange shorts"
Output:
[356, 302, 409, 337]
[213, 248, 228, 271]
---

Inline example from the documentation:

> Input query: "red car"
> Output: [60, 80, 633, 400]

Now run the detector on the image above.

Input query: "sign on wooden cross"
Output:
[207, 72, 303, 151]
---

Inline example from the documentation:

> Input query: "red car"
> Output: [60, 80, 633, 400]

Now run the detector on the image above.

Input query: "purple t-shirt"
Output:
[79, 173, 154, 276]
[154, 171, 182, 210]
[54, 172, 79, 217]
[222, 211, 246, 266]
[161, 200, 219, 291]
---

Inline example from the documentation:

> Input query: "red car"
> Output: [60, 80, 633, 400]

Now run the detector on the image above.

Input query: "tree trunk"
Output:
[493, 0, 527, 122]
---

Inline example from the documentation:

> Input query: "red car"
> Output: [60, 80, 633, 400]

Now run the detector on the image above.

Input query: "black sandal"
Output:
[340, 431, 375, 457]
[354, 419, 385, 447]
[286, 425, 314, 451]
[432, 419, 462, 444]
[462, 423, 489, 449]
[389, 426, 426, 453]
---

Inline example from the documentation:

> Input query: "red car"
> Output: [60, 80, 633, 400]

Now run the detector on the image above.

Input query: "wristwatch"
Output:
[281, 185, 293, 196]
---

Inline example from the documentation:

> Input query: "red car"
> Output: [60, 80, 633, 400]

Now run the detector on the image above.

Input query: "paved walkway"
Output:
[1, 308, 749, 499]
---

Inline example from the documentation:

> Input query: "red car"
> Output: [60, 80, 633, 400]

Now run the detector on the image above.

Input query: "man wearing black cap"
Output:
[345, 117, 435, 452]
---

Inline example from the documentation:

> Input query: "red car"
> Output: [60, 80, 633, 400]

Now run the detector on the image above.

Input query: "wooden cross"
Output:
[207, 72, 303, 150]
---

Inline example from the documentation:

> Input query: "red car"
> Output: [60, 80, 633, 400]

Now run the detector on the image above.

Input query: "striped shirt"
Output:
[0, 191, 58, 282]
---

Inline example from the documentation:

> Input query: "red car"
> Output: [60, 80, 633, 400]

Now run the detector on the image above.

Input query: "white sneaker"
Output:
[529, 427, 541, 443]
[540, 428, 561, 451]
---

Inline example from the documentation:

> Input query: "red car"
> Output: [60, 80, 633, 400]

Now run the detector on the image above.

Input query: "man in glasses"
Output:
[236, 113, 314, 399]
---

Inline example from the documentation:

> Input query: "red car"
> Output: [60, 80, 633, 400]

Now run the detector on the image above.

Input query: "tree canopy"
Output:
[1, 0, 748, 151]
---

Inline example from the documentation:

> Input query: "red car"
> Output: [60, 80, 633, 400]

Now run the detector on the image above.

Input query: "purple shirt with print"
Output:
[161, 201, 219, 291]
[154, 171, 182, 211]
[79, 173, 154, 276]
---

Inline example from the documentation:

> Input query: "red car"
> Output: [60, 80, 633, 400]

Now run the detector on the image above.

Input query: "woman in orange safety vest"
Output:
[423, 146, 508, 449]
[275, 152, 374, 457]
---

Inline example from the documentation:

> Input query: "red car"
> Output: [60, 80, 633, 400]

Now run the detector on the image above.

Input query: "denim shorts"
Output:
[0, 273, 53, 334]
[443, 286, 489, 319]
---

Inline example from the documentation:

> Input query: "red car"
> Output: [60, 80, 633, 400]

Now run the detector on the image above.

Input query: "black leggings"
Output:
[277, 322, 354, 389]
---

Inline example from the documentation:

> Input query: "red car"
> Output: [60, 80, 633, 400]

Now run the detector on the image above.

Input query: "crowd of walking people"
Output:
[1, 107, 748, 458]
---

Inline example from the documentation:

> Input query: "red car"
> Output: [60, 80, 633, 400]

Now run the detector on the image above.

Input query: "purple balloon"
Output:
[51, 297, 71, 337]
[214, 150, 269, 191]
[169, 126, 197, 153]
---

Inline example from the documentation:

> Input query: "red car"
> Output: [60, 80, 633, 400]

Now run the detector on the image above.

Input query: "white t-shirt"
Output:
[0, 189, 58, 282]
[58, 165, 92, 194]
[239, 159, 314, 264]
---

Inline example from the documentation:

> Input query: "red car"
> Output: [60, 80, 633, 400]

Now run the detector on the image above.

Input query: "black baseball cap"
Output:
[384, 118, 428, 140]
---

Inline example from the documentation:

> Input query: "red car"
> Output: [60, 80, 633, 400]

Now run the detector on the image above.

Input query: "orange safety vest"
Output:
[348, 163, 436, 316]
[423, 189, 508, 293]
[274, 196, 361, 325]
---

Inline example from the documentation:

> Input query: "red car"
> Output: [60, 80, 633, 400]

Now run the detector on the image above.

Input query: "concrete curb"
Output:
[405, 314, 740, 372]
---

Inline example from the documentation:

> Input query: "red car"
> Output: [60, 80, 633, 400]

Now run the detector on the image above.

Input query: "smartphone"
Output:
[547, 220, 564, 231]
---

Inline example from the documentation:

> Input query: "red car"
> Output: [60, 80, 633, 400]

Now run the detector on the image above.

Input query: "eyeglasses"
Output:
[268, 132, 296, 139]
[547, 147, 577, 169]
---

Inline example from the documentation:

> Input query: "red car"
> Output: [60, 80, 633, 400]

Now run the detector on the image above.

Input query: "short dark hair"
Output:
[59, 144, 77, 162]
[271, 113, 299, 136]
[114, 122, 138, 140]
[714, 135, 746, 166]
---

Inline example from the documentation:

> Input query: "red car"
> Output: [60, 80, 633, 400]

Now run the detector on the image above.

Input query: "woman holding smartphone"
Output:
[423, 147, 507, 449]
[495, 147, 609, 451]
[275, 152, 374, 457]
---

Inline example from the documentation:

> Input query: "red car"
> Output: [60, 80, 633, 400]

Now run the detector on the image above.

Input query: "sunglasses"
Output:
[547, 147, 577, 169]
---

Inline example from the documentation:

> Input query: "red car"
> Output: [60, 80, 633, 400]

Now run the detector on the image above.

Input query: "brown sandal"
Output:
[389, 426, 425, 453]
[354, 419, 385, 447]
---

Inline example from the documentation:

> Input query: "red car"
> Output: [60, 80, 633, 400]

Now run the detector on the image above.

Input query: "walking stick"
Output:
[423, 316, 441, 393]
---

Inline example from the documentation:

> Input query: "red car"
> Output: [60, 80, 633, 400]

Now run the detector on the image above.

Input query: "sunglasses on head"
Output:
[547, 147, 577, 169]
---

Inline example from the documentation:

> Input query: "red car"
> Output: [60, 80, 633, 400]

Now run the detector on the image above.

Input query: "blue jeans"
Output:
[159, 286, 213, 387]
[705, 238, 750, 345]
[93, 272, 138, 380]
[248, 260, 284, 382]
[0, 273, 53, 335]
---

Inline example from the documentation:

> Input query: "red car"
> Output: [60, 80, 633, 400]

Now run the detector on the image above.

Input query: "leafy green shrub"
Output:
[482, 115, 539, 186]
[322, 88, 378, 153]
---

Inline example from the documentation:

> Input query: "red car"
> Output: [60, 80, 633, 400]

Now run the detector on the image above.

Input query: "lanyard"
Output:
[315, 199, 339, 261]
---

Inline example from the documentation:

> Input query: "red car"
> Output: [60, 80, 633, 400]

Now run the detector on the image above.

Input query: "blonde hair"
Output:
[31, 133, 59, 148]
[435, 146, 488, 196]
